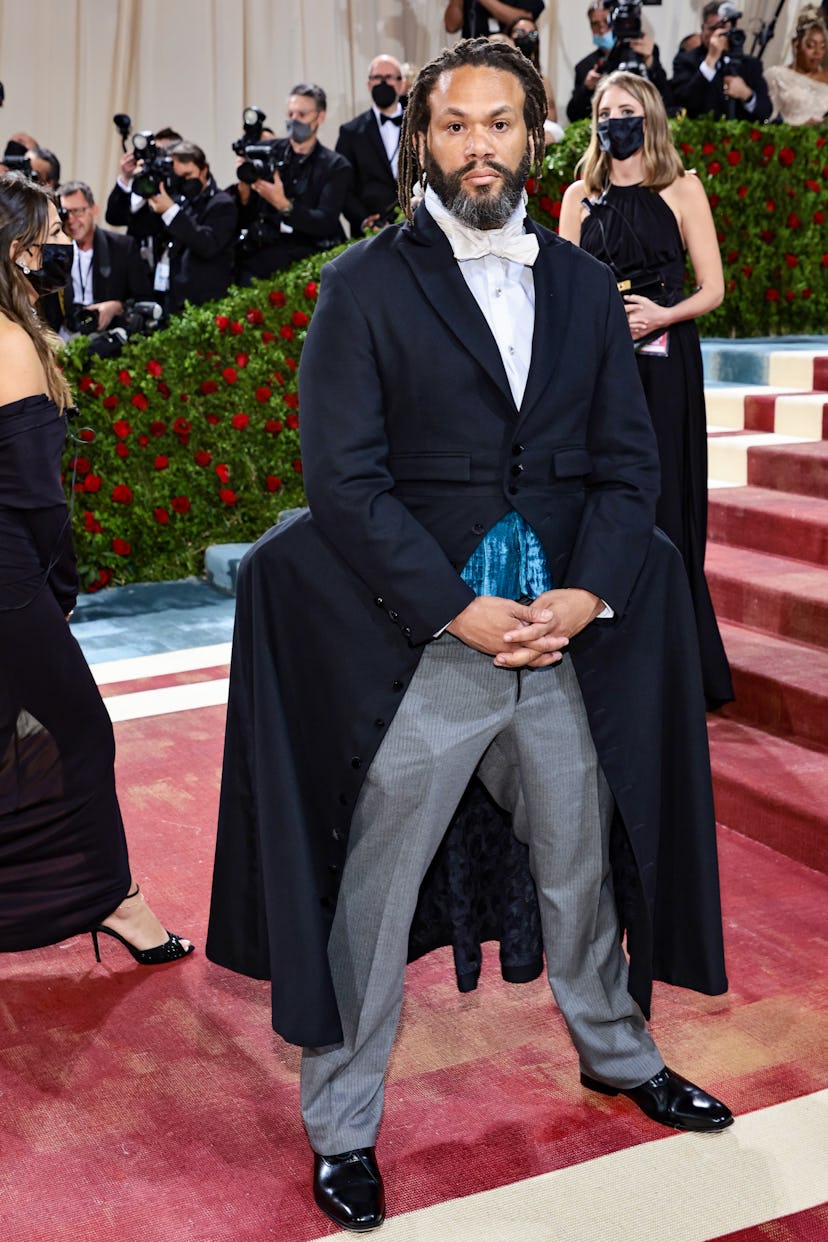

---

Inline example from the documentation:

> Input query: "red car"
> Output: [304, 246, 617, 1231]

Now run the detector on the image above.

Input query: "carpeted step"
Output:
[705, 543, 828, 646]
[768, 349, 828, 392]
[746, 440, 828, 499]
[708, 487, 828, 566]
[707, 431, 814, 487]
[708, 715, 828, 874]
[718, 622, 828, 750]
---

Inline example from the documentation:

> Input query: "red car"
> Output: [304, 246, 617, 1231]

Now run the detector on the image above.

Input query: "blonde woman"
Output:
[559, 71, 732, 708]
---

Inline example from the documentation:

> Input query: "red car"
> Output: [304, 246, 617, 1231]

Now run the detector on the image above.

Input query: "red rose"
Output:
[117, 369, 132, 386]
[742, 265, 753, 277]
[749, 128, 761, 140]
[79, 375, 94, 392]
[230, 320, 244, 335]
[200, 380, 219, 395]
[205, 413, 221, 425]
[246, 307, 264, 325]
[784, 254, 799, 268]
[273, 371, 284, 385]
[79, 427, 95, 442]
[171, 495, 191, 514]
[154, 507, 170, 524]
[149, 420, 166, 436]
[802, 288, 813, 299]
[147, 359, 163, 377]
[235, 352, 249, 368]
[525, 177, 537, 195]
[539, 195, 554, 214]
[280, 325, 295, 341]
[707, 160, 722, 176]
[83, 511, 103, 533]
[818, 137, 827, 147]
[806, 180, 820, 192]
[157, 381, 171, 399]
[265, 419, 283, 435]
[231, 412, 250, 430]
[787, 212, 802, 229]
[131, 393, 149, 411]
[269, 290, 286, 307]
[112, 418, 131, 438]
[219, 487, 237, 505]
[112, 537, 131, 556]
[115, 443, 129, 459]
[726, 250, 738, 264]
[194, 450, 212, 466]
[261, 330, 276, 344]
[709, 193, 720, 208]
[92, 382, 104, 398]
[304, 281, 318, 299]
[737, 185, 748, 199]
[266, 475, 283, 492]
[760, 229, 774, 242]
[154, 455, 169, 470]
[222, 367, 238, 385]
[285, 413, 299, 430]
[702, 141, 715, 155]
[765, 288, 780, 301]
[727, 150, 741, 166]
[550, 201, 562, 220]
[112, 484, 133, 503]
[292, 459, 303, 474]
[255, 386, 272, 403]
[762, 143, 775, 157]
[173, 417, 191, 436]
[815, 211, 826, 224]
[85, 473, 102, 492]
[291, 310, 310, 328]
[216, 463, 230, 483]
[138, 434, 149, 447]
[103, 395, 120, 411]
[285, 358, 296, 371]
[74, 456, 90, 474]
[785, 290, 796, 302]
[767, 200, 777, 212]
[778, 147, 795, 166]
[180, 393, 189, 402]
[680, 142, 694, 155]
[215, 315, 230, 332]
[283, 392, 299, 409]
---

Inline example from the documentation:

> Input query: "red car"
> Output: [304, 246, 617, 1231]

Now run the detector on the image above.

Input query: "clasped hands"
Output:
[446, 589, 603, 669]
[623, 293, 666, 342]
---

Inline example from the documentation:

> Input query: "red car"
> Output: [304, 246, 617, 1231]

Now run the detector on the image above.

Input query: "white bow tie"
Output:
[448, 227, 539, 266]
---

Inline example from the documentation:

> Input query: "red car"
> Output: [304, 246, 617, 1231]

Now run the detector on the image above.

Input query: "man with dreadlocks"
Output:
[207, 37, 733, 1233]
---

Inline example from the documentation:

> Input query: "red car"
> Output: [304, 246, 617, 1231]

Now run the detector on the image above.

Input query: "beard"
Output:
[423, 145, 531, 230]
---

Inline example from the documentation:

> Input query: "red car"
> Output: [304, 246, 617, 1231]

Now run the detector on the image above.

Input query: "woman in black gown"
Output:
[0, 173, 193, 963]
[559, 71, 733, 709]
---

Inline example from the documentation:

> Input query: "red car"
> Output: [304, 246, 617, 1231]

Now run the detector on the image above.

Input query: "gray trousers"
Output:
[301, 636, 663, 1154]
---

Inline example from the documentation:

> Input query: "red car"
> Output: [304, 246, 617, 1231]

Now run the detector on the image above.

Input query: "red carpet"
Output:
[712, 1205, 828, 1240]
[1, 702, 827, 1241]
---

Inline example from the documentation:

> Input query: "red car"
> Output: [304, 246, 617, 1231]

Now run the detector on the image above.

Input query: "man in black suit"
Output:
[671, 1, 772, 121]
[336, 55, 409, 237]
[146, 141, 237, 314]
[104, 127, 183, 285]
[207, 38, 732, 1234]
[55, 180, 151, 333]
[567, 2, 670, 122]
[235, 83, 350, 284]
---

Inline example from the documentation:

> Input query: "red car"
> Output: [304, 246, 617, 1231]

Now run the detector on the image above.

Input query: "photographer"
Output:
[336, 55, 409, 237]
[104, 127, 183, 281]
[50, 180, 151, 335]
[146, 141, 237, 315]
[671, 2, 771, 121]
[234, 84, 350, 285]
[567, 3, 669, 122]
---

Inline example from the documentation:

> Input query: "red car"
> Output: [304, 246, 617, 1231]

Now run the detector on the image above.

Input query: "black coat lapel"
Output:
[517, 219, 573, 424]
[397, 204, 515, 410]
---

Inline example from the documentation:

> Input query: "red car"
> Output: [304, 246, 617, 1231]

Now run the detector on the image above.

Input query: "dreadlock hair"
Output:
[398, 37, 547, 223]
[0, 172, 71, 410]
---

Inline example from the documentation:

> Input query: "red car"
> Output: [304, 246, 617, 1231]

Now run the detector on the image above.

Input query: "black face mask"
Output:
[167, 174, 203, 201]
[513, 31, 539, 58]
[597, 116, 645, 161]
[17, 243, 73, 296]
[371, 81, 397, 110]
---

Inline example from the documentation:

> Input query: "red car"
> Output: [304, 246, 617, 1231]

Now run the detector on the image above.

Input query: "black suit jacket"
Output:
[163, 178, 238, 314]
[207, 209, 727, 1045]
[567, 44, 671, 122]
[336, 109, 399, 237]
[460, 0, 544, 37]
[671, 44, 772, 121]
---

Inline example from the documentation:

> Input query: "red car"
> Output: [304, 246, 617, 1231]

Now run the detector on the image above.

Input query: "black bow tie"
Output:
[380, 113, 403, 127]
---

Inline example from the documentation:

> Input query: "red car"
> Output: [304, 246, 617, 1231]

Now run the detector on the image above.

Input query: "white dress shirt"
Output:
[372, 104, 403, 179]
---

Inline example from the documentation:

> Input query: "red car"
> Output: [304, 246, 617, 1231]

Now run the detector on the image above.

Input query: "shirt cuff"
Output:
[699, 60, 717, 82]
[744, 92, 757, 113]
[161, 203, 181, 226]
[596, 599, 614, 620]
[117, 176, 134, 193]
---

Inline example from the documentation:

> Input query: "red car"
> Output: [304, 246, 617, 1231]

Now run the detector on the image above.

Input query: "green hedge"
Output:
[64, 119, 828, 589]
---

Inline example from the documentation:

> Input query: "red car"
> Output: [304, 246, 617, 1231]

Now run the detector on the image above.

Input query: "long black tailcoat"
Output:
[206, 208, 728, 1047]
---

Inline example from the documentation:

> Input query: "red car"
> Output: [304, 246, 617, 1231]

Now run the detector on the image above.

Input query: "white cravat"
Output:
[425, 185, 539, 266]
[425, 186, 535, 407]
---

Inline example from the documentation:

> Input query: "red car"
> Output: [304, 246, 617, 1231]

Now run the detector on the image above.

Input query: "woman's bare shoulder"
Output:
[0, 315, 49, 406]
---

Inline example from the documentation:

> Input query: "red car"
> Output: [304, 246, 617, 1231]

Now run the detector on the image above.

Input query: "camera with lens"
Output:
[608, 0, 662, 75]
[1, 152, 37, 180]
[715, 4, 746, 75]
[78, 299, 164, 360]
[233, 106, 285, 185]
[130, 131, 175, 198]
[66, 305, 100, 336]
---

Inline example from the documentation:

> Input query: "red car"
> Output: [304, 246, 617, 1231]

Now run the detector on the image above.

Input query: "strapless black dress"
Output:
[0, 394, 130, 951]
[580, 183, 733, 709]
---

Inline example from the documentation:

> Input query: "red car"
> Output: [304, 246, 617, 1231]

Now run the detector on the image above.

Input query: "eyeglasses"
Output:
[368, 74, 402, 83]
[62, 206, 91, 217]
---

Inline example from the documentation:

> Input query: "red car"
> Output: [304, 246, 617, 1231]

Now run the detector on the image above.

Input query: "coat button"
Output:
[472, 522, 485, 535]
[392, 679, 404, 691]
[332, 826, 342, 841]
[389, 610, 399, 622]
[374, 596, 384, 607]
[512, 443, 525, 455]
[510, 464, 524, 476]
[402, 626, 412, 637]
[350, 756, 362, 769]
[374, 718, 386, 728]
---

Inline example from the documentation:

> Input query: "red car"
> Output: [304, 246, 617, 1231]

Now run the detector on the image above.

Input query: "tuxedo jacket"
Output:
[671, 44, 772, 121]
[335, 110, 399, 237]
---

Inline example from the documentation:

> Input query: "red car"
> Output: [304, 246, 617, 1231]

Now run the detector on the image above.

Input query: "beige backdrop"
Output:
[0, 1, 803, 209]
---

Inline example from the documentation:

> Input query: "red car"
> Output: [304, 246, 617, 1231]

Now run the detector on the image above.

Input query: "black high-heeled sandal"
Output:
[90, 884, 195, 966]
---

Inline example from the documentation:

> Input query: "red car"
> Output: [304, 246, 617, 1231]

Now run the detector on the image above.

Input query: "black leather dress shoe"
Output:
[580, 1066, 734, 1132]
[313, 1146, 386, 1232]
